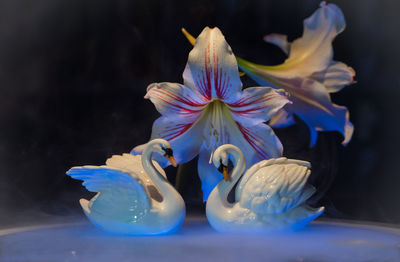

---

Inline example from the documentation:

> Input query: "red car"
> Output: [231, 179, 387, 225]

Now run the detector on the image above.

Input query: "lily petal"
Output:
[263, 33, 290, 55]
[238, 63, 353, 145]
[227, 86, 291, 126]
[277, 2, 346, 77]
[282, 78, 351, 146]
[183, 27, 242, 101]
[243, 2, 346, 78]
[311, 61, 356, 93]
[145, 82, 207, 123]
[230, 121, 283, 164]
[237, 2, 354, 146]
[260, 3, 354, 89]
[181, 27, 246, 78]
[132, 115, 205, 167]
[342, 110, 354, 146]
[140, 26, 288, 199]
[269, 108, 296, 128]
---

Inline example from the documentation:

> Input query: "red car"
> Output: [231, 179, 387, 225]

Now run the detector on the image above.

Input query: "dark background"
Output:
[1, 0, 399, 225]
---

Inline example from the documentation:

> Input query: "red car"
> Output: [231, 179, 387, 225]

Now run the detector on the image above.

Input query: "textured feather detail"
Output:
[106, 154, 166, 202]
[235, 160, 266, 201]
[105, 154, 142, 173]
[106, 154, 167, 180]
[236, 157, 310, 201]
[280, 164, 310, 199]
[293, 184, 316, 208]
[238, 158, 315, 215]
[67, 166, 140, 191]
[67, 166, 151, 223]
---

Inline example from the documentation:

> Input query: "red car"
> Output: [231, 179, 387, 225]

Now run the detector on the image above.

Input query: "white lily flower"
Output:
[237, 1, 355, 146]
[133, 27, 290, 200]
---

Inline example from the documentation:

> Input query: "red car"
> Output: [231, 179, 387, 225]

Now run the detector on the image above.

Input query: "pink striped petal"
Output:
[145, 82, 208, 123]
[230, 121, 283, 165]
[226, 86, 291, 126]
[132, 115, 205, 167]
[183, 27, 242, 101]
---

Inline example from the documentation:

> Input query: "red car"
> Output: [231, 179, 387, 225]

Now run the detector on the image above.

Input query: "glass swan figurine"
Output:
[206, 144, 324, 233]
[66, 139, 185, 235]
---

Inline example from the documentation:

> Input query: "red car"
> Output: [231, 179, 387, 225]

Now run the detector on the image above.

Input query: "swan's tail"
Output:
[308, 206, 325, 219]
[290, 205, 324, 230]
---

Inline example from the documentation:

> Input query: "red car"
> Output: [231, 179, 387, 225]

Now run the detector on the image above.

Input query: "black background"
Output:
[1, 0, 399, 224]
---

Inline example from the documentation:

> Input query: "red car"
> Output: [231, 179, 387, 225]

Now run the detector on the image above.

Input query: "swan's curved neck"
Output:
[141, 140, 178, 207]
[208, 146, 245, 210]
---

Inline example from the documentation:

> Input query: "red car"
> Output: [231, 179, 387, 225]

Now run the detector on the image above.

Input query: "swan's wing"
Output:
[235, 161, 265, 202]
[239, 161, 312, 214]
[236, 157, 290, 201]
[279, 164, 315, 207]
[106, 153, 167, 180]
[66, 166, 151, 216]
[105, 154, 167, 202]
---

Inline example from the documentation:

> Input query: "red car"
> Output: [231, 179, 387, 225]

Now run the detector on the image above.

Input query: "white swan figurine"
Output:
[206, 144, 324, 233]
[66, 139, 185, 235]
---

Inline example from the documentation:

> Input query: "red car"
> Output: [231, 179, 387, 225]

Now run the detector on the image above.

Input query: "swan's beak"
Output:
[165, 155, 177, 167]
[222, 166, 229, 181]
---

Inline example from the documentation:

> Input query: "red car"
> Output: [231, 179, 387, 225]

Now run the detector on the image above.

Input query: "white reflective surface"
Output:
[1, 218, 400, 262]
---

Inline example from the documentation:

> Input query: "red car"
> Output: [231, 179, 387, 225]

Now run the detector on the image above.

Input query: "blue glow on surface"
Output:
[87, 217, 181, 237]
[1, 219, 400, 262]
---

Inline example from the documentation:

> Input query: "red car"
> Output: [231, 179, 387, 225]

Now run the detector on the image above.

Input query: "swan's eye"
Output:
[162, 147, 173, 157]
[217, 159, 227, 173]
[162, 147, 177, 167]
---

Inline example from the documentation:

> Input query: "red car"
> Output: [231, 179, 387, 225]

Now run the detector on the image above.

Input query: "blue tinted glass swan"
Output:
[206, 144, 324, 233]
[66, 139, 185, 235]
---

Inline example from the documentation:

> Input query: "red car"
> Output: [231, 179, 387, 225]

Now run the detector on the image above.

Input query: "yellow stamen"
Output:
[181, 28, 196, 46]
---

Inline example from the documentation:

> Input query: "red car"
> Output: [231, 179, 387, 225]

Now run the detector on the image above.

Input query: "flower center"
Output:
[200, 99, 234, 162]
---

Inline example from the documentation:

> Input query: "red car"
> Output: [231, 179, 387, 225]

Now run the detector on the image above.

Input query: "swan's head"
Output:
[152, 139, 178, 167]
[212, 145, 229, 181]
[162, 146, 177, 167]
